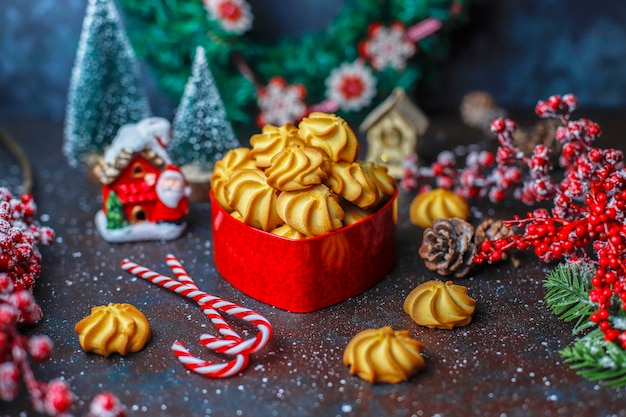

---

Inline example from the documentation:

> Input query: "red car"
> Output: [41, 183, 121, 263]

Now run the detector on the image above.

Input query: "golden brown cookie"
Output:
[324, 162, 379, 209]
[75, 303, 151, 357]
[225, 168, 282, 231]
[270, 224, 308, 240]
[341, 200, 373, 226]
[409, 188, 470, 229]
[276, 184, 345, 236]
[360, 161, 396, 205]
[403, 280, 476, 329]
[298, 112, 359, 163]
[343, 326, 425, 384]
[265, 144, 328, 192]
[210, 147, 257, 212]
[249, 123, 303, 168]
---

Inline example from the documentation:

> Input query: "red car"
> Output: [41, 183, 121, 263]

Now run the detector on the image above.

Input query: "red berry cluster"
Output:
[0, 188, 54, 291]
[473, 94, 626, 348]
[0, 187, 125, 416]
[402, 120, 527, 203]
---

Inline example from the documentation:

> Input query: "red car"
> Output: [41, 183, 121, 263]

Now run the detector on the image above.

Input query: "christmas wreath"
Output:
[118, 0, 468, 126]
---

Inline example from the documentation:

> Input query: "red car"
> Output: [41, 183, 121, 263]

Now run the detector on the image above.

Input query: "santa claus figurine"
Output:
[153, 165, 190, 224]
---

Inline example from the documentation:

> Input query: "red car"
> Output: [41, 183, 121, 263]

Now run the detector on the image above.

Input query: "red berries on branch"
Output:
[0, 187, 125, 416]
[470, 94, 626, 349]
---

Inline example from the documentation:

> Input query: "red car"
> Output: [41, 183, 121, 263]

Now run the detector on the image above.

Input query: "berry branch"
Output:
[0, 188, 125, 416]
[464, 94, 626, 349]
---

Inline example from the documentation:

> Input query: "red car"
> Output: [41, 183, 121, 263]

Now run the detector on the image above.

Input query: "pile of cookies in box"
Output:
[210, 112, 396, 239]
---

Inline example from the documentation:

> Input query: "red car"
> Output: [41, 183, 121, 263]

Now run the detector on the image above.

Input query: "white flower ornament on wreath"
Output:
[119, 0, 467, 125]
[360, 22, 417, 71]
[203, 0, 252, 34]
[325, 60, 377, 112]
[257, 77, 308, 126]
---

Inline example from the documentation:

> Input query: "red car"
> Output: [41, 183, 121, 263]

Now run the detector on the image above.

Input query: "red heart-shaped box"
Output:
[210, 190, 397, 312]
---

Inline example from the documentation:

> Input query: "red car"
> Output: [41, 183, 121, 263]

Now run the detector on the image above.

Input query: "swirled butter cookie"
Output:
[343, 326, 425, 384]
[324, 161, 379, 209]
[210, 147, 256, 212]
[403, 280, 476, 329]
[265, 144, 328, 191]
[225, 168, 282, 231]
[276, 184, 344, 236]
[360, 161, 396, 205]
[249, 123, 303, 168]
[75, 303, 150, 357]
[298, 112, 359, 163]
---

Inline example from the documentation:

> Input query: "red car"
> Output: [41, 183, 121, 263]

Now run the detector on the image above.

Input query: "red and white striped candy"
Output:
[171, 341, 249, 378]
[120, 256, 273, 378]
[120, 258, 272, 354]
[164, 255, 242, 344]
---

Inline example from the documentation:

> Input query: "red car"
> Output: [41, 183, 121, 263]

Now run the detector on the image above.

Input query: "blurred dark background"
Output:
[1, 0, 626, 121]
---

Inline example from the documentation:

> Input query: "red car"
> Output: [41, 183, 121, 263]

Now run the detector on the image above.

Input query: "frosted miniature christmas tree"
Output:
[169, 46, 239, 170]
[63, 0, 151, 167]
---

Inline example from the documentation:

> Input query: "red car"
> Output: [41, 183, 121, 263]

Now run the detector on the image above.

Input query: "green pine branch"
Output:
[544, 261, 626, 388]
[561, 328, 626, 388]
[544, 261, 596, 334]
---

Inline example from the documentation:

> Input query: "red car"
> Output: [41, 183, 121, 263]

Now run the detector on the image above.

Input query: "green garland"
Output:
[118, 0, 468, 125]
[544, 262, 626, 387]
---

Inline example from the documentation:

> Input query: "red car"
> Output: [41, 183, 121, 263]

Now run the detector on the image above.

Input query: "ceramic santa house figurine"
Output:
[92, 117, 190, 242]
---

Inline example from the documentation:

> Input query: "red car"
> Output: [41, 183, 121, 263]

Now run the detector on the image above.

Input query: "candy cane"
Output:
[120, 256, 273, 378]
[164, 255, 242, 344]
[165, 254, 199, 288]
[171, 341, 249, 378]
[121, 258, 272, 355]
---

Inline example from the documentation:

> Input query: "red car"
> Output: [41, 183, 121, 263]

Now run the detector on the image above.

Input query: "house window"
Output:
[130, 205, 147, 223]
[131, 162, 145, 178]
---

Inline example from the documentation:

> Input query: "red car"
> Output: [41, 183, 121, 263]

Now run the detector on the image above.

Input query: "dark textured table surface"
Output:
[1, 112, 625, 417]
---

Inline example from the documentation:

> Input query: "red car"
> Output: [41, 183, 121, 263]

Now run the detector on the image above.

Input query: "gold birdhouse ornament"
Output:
[360, 88, 429, 178]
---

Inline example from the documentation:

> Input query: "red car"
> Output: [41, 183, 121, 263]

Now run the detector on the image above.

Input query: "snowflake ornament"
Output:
[257, 77, 308, 126]
[203, 0, 252, 34]
[359, 22, 417, 71]
[325, 60, 377, 112]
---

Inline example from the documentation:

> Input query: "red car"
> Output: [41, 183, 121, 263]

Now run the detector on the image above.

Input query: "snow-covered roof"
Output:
[103, 117, 172, 165]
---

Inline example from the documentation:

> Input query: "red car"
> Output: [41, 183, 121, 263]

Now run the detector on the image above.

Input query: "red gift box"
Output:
[210, 190, 398, 312]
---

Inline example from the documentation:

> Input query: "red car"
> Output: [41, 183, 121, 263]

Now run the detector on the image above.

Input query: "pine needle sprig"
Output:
[544, 261, 596, 334]
[561, 328, 626, 388]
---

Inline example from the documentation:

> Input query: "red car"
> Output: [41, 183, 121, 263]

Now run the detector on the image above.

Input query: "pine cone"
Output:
[474, 218, 517, 264]
[418, 218, 476, 278]
[512, 119, 562, 162]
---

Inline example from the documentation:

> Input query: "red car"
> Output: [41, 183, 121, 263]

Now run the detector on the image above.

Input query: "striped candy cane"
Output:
[164, 255, 243, 345]
[121, 258, 272, 354]
[171, 341, 249, 378]
[166, 255, 249, 379]
[120, 256, 273, 377]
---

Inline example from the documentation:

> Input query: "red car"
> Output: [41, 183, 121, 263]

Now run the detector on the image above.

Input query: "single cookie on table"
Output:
[324, 161, 379, 209]
[225, 168, 282, 232]
[210, 147, 257, 212]
[75, 303, 151, 357]
[265, 144, 328, 192]
[403, 280, 476, 329]
[343, 326, 425, 384]
[298, 112, 360, 163]
[276, 184, 345, 236]
[249, 123, 303, 168]
[409, 187, 470, 229]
